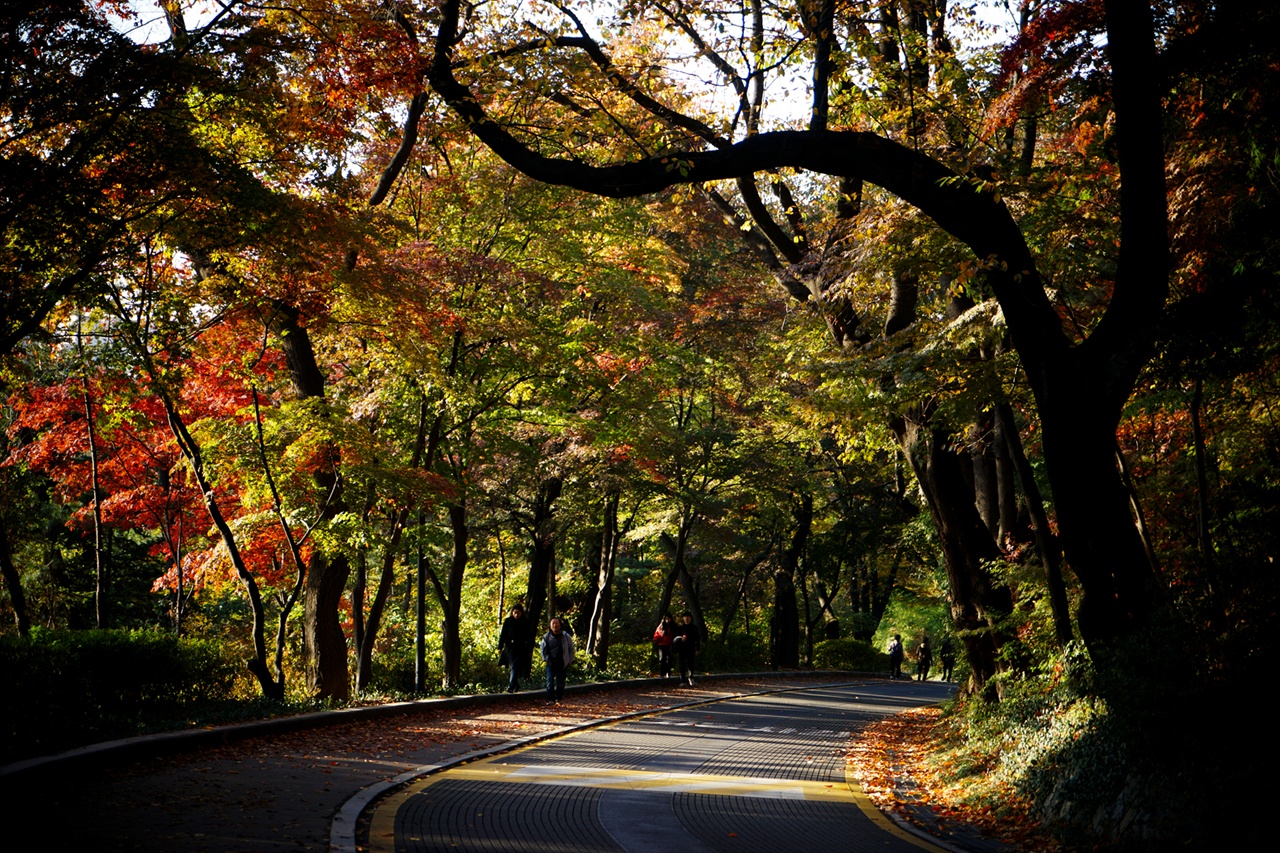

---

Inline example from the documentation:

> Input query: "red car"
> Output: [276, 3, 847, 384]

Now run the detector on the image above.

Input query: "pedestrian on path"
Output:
[539, 616, 575, 702]
[916, 636, 932, 681]
[497, 604, 532, 693]
[939, 636, 956, 682]
[887, 634, 904, 679]
[671, 611, 700, 686]
[653, 613, 675, 678]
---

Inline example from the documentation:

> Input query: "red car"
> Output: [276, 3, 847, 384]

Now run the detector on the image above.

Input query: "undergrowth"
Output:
[928, 639, 1261, 850]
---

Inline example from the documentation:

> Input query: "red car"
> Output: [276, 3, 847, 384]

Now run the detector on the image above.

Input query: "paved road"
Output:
[364, 680, 953, 853]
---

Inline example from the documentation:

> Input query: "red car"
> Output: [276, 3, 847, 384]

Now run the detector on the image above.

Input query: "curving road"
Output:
[364, 680, 953, 853]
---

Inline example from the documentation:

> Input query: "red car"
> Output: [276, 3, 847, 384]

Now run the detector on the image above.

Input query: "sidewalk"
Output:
[1, 673, 1005, 853]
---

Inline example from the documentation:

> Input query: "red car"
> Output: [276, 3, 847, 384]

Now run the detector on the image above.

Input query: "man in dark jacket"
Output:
[497, 605, 532, 693]
[671, 611, 701, 686]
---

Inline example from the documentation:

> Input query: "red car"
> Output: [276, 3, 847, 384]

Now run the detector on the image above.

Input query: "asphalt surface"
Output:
[363, 681, 954, 853]
[1, 674, 1009, 853]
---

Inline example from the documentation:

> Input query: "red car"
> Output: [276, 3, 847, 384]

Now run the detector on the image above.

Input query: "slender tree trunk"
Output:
[657, 506, 697, 621]
[164, 398, 282, 699]
[718, 541, 774, 640]
[415, 509, 427, 692]
[439, 500, 467, 689]
[1190, 378, 1216, 576]
[0, 520, 30, 637]
[78, 324, 106, 629]
[522, 476, 562, 629]
[273, 305, 350, 700]
[357, 396, 432, 692]
[587, 491, 621, 667]
[772, 495, 811, 669]
[994, 403, 1073, 647]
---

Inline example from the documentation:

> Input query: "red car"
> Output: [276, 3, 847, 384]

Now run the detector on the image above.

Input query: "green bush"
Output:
[700, 632, 769, 672]
[591, 641, 653, 678]
[812, 637, 891, 672]
[0, 628, 244, 763]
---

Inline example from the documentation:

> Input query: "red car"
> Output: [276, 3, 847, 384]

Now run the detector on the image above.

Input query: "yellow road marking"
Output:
[843, 760, 950, 852]
[444, 760, 856, 801]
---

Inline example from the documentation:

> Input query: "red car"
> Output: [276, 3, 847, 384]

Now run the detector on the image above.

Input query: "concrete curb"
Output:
[0, 670, 877, 788]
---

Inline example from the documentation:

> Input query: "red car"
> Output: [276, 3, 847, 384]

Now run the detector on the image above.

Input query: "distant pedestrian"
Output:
[887, 634, 904, 679]
[653, 613, 675, 678]
[671, 611, 701, 686]
[539, 617, 575, 702]
[497, 605, 532, 693]
[916, 637, 932, 681]
[939, 637, 956, 682]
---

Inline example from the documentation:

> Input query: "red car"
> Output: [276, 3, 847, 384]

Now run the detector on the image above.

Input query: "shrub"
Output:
[812, 637, 890, 672]
[0, 628, 244, 763]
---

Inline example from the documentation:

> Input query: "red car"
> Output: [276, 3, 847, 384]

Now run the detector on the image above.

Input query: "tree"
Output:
[407, 0, 1179, 657]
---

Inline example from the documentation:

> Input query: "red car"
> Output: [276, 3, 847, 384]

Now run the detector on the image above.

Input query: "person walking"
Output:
[671, 611, 700, 686]
[916, 636, 932, 682]
[539, 616, 574, 702]
[652, 613, 675, 678]
[497, 604, 532, 693]
[887, 633, 904, 679]
[939, 636, 956, 682]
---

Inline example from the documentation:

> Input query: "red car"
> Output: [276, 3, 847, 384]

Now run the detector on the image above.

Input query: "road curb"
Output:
[0, 670, 873, 789]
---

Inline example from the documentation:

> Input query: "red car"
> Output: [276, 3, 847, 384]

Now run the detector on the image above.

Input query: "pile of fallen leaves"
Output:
[850, 705, 1064, 852]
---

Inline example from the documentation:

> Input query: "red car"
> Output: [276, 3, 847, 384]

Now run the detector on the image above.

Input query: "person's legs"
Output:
[552, 663, 565, 700]
[545, 662, 556, 700]
[507, 657, 520, 692]
[679, 649, 694, 685]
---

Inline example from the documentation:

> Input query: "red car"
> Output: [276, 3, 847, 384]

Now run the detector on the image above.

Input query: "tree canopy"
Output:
[3, 9, 1277, 836]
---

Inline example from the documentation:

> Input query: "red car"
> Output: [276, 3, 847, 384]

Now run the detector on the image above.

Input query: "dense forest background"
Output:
[2, 1, 1275, 847]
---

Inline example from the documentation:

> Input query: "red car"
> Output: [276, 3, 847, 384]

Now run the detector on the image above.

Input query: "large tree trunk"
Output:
[899, 418, 1011, 688]
[302, 548, 350, 698]
[1037, 386, 1158, 652]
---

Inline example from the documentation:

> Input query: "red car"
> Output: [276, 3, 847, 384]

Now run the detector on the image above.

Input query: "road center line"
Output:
[444, 759, 856, 802]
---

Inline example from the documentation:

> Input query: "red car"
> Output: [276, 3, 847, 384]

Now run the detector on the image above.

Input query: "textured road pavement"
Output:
[365, 681, 952, 853]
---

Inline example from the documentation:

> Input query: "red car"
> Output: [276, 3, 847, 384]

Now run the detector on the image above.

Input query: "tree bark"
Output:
[771, 495, 811, 669]
[0, 520, 30, 637]
[898, 418, 1010, 688]
[521, 476, 562, 630]
[440, 500, 467, 689]
[994, 402, 1073, 647]
[272, 304, 350, 700]
[587, 491, 621, 668]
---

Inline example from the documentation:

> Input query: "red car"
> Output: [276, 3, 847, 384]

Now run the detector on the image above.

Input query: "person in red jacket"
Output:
[652, 613, 675, 677]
